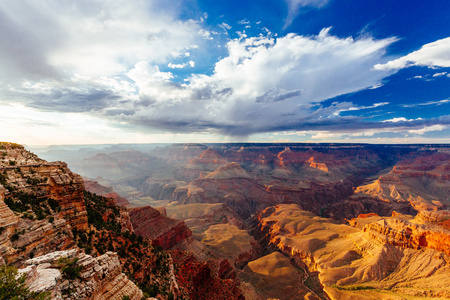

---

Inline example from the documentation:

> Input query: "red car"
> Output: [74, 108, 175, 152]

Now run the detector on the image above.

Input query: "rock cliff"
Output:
[345, 152, 450, 216]
[84, 179, 130, 206]
[249, 204, 450, 299]
[171, 250, 245, 300]
[19, 249, 143, 300]
[0, 142, 88, 230]
[362, 215, 450, 256]
[1, 142, 248, 299]
[129, 206, 192, 249]
[188, 148, 228, 171]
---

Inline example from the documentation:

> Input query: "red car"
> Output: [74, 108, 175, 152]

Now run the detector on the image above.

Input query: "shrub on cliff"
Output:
[58, 257, 82, 280]
[0, 265, 50, 300]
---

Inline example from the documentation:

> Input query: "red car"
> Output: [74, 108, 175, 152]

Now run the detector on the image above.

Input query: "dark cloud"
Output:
[134, 96, 156, 107]
[190, 86, 233, 100]
[10, 87, 122, 113]
[103, 109, 136, 116]
[256, 89, 301, 103]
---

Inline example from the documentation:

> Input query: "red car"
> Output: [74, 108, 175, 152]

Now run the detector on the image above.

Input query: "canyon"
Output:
[2, 142, 449, 299]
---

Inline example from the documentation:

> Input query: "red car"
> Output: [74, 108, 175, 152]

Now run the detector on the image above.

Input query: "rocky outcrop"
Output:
[189, 148, 228, 171]
[307, 157, 329, 172]
[19, 249, 143, 300]
[1, 166, 87, 230]
[347, 152, 450, 215]
[45, 162, 88, 230]
[363, 217, 450, 256]
[171, 250, 244, 300]
[141, 178, 186, 200]
[0, 189, 18, 228]
[2, 217, 74, 266]
[129, 206, 192, 249]
[250, 204, 450, 299]
[84, 180, 130, 206]
[0, 143, 89, 231]
[204, 162, 252, 180]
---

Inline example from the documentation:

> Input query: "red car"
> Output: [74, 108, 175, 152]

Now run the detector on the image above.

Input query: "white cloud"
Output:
[198, 29, 214, 40]
[238, 19, 250, 25]
[219, 22, 232, 34]
[168, 63, 186, 69]
[433, 72, 447, 77]
[383, 117, 422, 123]
[346, 102, 389, 111]
[1, 26, 400, 137]
[401, 99, 450, 108]
[408, 124, 448, 135]
[168, 60, 195, 69]
[0, 0, 202, 82]
[374, 37, 450, 71]
[284, 0, 330, 29]
[108, 28, 398, 136]
[369, 83, 384, 89]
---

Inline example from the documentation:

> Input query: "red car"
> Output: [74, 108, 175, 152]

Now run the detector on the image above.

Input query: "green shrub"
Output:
[58, 257, 82, 280]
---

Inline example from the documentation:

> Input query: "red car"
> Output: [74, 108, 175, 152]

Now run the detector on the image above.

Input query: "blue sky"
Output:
[0, 0, 449, 145]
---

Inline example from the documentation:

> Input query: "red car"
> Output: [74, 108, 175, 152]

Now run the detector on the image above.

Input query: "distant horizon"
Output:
[25, 141, 450, 148]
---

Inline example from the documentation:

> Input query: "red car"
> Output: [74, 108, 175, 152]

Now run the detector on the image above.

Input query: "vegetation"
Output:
[80, 190, 175, 298]
[0, 142, 24, 150]
[0, 265, 50, 300]
[84, 190, 122, 233]
[4, 191, 60, 221]
[331, 284, 376, 291]
[58, 257, 82, 280]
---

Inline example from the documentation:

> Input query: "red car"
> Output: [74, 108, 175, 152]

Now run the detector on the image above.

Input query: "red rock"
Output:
[129, 206, 192, 249]
[363, 217, 450, 256]
[171, 251, 244, 300]
[188, 148, 228, 171]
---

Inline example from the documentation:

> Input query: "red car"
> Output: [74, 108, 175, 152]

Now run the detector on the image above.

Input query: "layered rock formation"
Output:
[0, 143, 88, 230]
[19, 249, 143, 300]
[204, 162, 252, 180]
[0, 190, 18, 227]
[250, 204, 450, 299]
[328, 151, 450, 219]
[0, 143, 88, 265]
[129, 206, 192, 249]
[171, 250, 245, 300]
[23, 142, 450, 299]
[84, 179, 130, 206]
[1, 142, 249, 300]
[362, 214, 450, 256]
[189, 148, 228, 171]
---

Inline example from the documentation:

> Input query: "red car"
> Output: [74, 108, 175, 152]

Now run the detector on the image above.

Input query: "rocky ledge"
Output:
[18, 249, 143, 300]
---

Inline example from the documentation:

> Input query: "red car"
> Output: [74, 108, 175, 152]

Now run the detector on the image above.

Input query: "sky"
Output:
[0, 0, 449, 145]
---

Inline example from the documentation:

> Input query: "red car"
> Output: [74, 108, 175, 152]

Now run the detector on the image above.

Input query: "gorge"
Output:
[1, 142, 449, 299]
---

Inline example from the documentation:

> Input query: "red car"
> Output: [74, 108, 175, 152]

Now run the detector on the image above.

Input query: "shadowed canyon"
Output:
[1, 142, 449, 299]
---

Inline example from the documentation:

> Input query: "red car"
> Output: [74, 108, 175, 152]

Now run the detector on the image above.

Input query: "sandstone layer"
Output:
[129, 206, 192, 249]
[250, 204, 450, 299]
